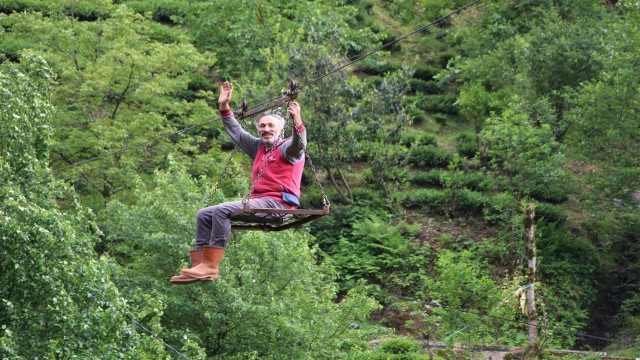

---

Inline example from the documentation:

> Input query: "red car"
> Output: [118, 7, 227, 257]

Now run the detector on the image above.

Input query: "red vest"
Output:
[250, 138, 305, 207]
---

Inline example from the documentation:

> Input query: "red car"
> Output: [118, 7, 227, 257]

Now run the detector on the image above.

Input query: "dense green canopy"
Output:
[1, 0, 639, 358]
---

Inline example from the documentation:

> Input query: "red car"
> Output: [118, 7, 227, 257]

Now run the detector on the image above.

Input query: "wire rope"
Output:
[40, 0, 487, 178]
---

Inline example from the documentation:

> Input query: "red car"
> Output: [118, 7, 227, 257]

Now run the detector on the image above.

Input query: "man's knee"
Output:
[211, 202, 239, 218]
[197, 207, 212, 221]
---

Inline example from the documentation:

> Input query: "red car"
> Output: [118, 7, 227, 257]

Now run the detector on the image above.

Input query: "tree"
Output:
[102, 164, 381, 358]
[565, 3, 640, 202]
[1, 53, 166, 359]
[480, 99, 565, 219]
[1, 5, 218, 210]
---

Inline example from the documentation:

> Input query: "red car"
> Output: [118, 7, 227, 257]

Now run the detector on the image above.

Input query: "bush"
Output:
[400, 189, 451, 211]
[456, 132, 478, 159]
[483, 192, 517, 224]
[533, 202, 567, 223]
[408, 108, 428, 125]
[408, 145, 453, 168]
[378, 337, 423, 354]
[400, 133, 437, 148]
[125, 0, 192, 24]
[417, 133, 438, 146]
[437, 50, 457, 68]
[453, 189, 488, 214]
[409, 78, 440, 94]
[460, 172, 494, 192]
[528, 183, 569, 203]
[408, 170, 444, 187]
[432, 113, 448, 125]
[413, 64, 439, 81]
[416, 94, 458, 115]
[409, 170, 492, 192]
[0, 0, 104, 19]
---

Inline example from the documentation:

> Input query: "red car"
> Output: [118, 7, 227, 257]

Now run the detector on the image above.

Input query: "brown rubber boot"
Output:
[170, 250, 204, 285]
[180, 246, 224, 281]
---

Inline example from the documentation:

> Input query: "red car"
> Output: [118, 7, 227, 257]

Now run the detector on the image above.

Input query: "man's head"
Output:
[255, 112, 285, 147]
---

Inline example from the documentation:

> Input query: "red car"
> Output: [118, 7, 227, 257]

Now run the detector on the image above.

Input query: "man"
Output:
[170, 81, 307, 284]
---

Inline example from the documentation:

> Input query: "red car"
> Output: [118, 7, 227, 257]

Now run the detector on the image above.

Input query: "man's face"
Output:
[257, 115, 283, 147]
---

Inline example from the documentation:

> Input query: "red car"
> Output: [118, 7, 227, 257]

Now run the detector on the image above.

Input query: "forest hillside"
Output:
[1, 0, 639, 359]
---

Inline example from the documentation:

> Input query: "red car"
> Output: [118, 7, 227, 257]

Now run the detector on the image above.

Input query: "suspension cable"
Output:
[40, 0, 486, 178]
[299, 0, 484, 90]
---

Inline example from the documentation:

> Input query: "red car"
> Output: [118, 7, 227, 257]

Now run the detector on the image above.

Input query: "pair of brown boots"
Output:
[170, 246, 225, 285]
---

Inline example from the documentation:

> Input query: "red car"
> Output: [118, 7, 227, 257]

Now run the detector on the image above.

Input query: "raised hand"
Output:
[218, 81, 233, 111]
[287, 101, 303, 127]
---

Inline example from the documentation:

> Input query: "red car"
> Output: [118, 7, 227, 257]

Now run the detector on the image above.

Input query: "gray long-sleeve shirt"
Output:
[221, 113, 306, 163]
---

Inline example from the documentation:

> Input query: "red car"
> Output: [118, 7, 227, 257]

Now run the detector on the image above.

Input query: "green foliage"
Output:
[1, 55, 163, 359]
[0, 4, 218, 210]
[424, 250, 511, 344]
[455, 132, 477, 158]
[481, 99, 566, 202]
[409, 78, 440, 94]
[332, 216, 430, 292]
[483, 191, 517, 225]
[457, 81, 507, 132]
[432, 113, 448, 125]
[358, 59, 403, 76]
[401, 189, 451, 211]
[564, 5, 640, 202]
[407, 145, 453, 168]
[103, 166, 381, 358]
[409, 168, 492, 191]
[535, 223, 599, 347]
[613, 309, 640, 354]
[408, 170, 444, 187]
[378, 337, 422, 354]
[400, 132, 438, 147]
[415, 93, 458, 115]
[0, 0, 110, 19]
[531, 202, 567, 223]
[3, 0, 639, 352]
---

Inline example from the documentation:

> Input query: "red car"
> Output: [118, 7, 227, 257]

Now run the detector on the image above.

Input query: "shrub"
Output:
[400, 189, 451, 211]
[453, 189, 488, 214]
[533, 202, 567, 223]
[408, 108, 428, 125]
[378, 337, 423, 354]
[456, 132, 478, 159]
[416, 94, 458, 115]
[460, 172, 494, 192]
[528, 183, 569, 203]
[483, 192, 517, 224]
[409, 170, 492, 192]
[408, 170, 444, 187]
[409, 78, 440, 94]
[413, 64, 439, 81]
[408, 145, 453, 168]
[432, 113, 448, 125]
[417, 133, 438, 146]
[400, 133, 437, 148]
[437, 50, 457, 68]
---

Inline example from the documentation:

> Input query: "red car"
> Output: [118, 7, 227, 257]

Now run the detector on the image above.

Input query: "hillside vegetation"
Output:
[1, 0, 639, 358]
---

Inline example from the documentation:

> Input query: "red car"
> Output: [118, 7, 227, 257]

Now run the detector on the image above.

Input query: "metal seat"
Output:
[230, 204, 330, 231]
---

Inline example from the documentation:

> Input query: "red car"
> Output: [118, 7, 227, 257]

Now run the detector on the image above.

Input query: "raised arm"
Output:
[218, 81, 260, 158]
[281, 101, 307, 163]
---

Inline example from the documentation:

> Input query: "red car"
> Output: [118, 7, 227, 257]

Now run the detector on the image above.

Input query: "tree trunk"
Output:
[525, 204, 538, 357]
[326, 166, 350, 204]
[336, 167, 354, 202]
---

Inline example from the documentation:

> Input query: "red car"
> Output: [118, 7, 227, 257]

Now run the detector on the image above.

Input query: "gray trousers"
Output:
[195, 198, 287, 249]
